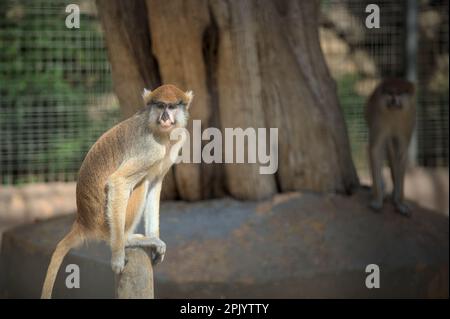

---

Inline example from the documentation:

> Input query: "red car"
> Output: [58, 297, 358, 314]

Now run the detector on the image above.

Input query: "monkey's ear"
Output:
[142, 88, 152, 103]
[185, 90, 194, 109]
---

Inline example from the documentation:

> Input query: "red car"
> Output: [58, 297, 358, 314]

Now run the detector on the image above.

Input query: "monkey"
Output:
[365, 78, 416, 217]
[41, 84, 193, 298]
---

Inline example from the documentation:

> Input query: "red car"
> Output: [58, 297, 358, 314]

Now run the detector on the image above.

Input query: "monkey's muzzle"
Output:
[388, 96, 402, 109]
[159, 118, 174, 130]
[159, 111, 175, 129]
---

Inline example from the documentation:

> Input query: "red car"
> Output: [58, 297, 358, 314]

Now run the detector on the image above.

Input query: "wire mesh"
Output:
[0, 0, 120, 184]
[321, 0, 449, 171]
[0, 0, 447, 185]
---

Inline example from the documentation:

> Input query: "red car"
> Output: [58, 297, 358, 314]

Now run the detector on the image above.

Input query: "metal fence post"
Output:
[406, 0, 419, 165]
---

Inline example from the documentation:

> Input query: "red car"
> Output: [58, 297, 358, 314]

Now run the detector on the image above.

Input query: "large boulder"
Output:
[0, 190, 448, 298]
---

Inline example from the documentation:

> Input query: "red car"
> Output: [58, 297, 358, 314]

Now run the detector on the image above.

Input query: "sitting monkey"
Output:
[41, 84, 193, 298]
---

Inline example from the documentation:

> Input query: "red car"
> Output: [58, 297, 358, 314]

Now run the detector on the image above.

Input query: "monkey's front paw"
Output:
[111, 252, 126, 274]
[149, 237, 166, 265]
[394, 202, 411, 217]
[125, 235, 166, 265]
[368, 200, 383, 212]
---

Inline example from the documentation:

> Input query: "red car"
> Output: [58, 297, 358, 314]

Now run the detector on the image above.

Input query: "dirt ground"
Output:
[0, 166, 448, 245]
[2, 188, 448, 298]
[359, 166, 449, 216]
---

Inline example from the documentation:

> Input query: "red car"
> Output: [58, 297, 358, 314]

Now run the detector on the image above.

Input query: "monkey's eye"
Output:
[155, 103, 165, 109]
[168, 104, 177, 110]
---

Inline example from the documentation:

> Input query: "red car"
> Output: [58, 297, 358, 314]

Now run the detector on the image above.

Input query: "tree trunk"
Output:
[96, 0, 359, 201]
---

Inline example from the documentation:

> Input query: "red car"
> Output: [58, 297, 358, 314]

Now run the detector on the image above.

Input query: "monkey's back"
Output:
[75, 116, 140, 237]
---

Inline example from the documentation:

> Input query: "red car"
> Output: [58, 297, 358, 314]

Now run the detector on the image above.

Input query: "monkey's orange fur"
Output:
[143, 84, 192, 105]
[41, 84, 192, 298]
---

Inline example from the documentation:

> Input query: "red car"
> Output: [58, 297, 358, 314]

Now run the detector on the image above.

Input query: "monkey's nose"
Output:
[393, 98, 402, 108]
[160, 119, 172, 128]
[389, 97, 401, 108]
[161, 111, 170, 121]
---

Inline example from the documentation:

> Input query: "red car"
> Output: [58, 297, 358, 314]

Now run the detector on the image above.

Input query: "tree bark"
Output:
[146, 0, 211, 200]
[210, 0, 278, 199]
[96, 0, 359, 200]
[115, 247, 154, 299]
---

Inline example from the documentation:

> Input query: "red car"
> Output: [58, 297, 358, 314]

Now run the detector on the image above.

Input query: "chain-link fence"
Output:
[321, 0, 449, 170]
[0, 0, 448, 185]
[0, 0, 119, 184]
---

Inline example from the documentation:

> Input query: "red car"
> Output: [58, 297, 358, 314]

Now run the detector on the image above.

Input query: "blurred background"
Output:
[0, 0, 448, 299]
[0, 0, 447, 234]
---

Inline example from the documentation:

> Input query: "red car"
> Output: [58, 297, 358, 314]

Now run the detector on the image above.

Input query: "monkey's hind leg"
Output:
[123, 181, 165, 265]
[41, 222, 84, 299]
[106, 173, 134, 274]
[368, 133, 385, 212]
[126, 234, 166, 265]
[387, 138, 399, 194]
[388, 139, 411, 217]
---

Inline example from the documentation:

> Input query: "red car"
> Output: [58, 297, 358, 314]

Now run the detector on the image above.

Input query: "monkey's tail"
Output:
[41, 222, 84, 299]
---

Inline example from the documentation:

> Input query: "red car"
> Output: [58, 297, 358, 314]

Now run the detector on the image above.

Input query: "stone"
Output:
[0, 190, 448, 298]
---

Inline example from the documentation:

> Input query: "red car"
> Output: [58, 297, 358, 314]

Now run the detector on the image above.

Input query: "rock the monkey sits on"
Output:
[365, 78, 416, 216]
[41, 84, 193, 298]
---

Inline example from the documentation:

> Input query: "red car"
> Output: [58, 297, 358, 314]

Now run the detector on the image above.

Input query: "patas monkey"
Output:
[41, 84, 193, 298]
[365, 78, 415, 216]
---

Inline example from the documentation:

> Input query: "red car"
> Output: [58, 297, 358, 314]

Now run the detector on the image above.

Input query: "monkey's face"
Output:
[382, 91, 411, 110]
[148, 100, 189, 133]
[143, 85, 193, 134]
[379, 79, 415, 110]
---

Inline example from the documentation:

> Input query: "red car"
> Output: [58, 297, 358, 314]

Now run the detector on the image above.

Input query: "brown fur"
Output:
[365, 78, 416, 215]
[378, 78, 415, 95]
[143, 84, 192, 105]
[75, 115, 143, 238]
[41, 84, 192, 298]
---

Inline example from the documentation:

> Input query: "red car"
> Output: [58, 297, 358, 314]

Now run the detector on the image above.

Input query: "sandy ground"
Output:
[359, 166, 449, 216]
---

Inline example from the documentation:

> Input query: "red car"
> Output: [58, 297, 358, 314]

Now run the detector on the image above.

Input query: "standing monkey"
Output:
[41, 84, 193, 298]
[365, 78, 416, 216]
